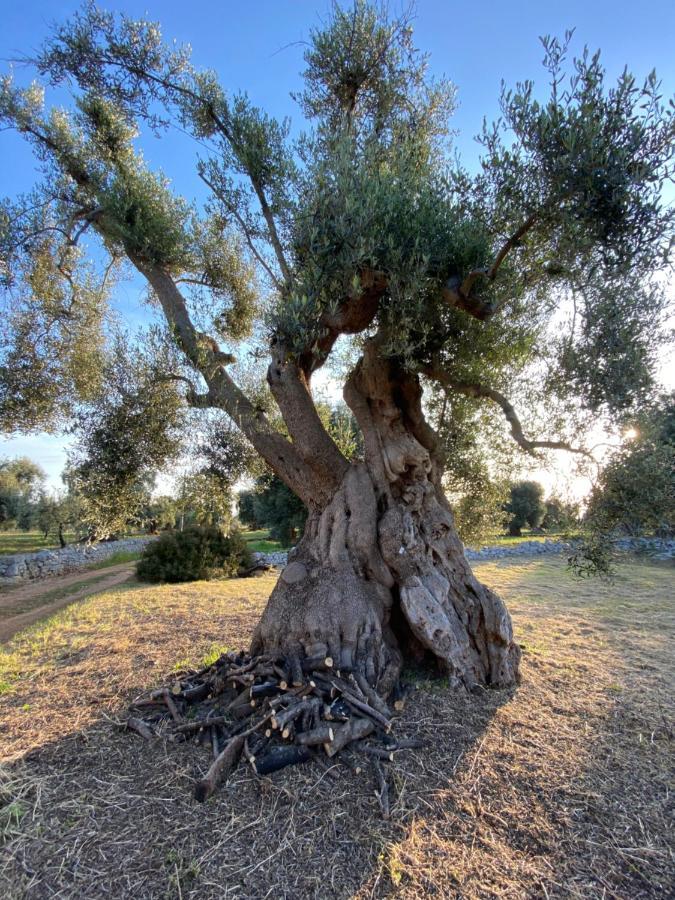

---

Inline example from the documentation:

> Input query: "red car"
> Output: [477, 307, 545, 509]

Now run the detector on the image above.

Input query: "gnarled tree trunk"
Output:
[252, 339, 520, 694]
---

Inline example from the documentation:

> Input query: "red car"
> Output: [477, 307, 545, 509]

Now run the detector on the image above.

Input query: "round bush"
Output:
[136, 525, 253, 583]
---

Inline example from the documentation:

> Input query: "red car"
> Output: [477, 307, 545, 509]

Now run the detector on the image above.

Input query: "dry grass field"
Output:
[0, 558, 672, 899]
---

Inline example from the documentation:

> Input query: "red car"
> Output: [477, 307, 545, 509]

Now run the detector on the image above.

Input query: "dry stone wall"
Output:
[2, 535, 671, 589]
[0, 536, 154, 587]
[255, 537, 675, 568]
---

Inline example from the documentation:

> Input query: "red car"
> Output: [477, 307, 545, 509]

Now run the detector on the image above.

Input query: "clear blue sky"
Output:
[2, 0, 674, 489]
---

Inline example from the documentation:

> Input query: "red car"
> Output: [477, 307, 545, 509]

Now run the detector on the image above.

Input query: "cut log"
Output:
[340, 690, 392, 731]
[392, 738, 427, 751]
[301, 654, 334, 672]
[225, 686, 251, 709]
[250, 681, 279, 699]
[336, 751, 363, 776]
[162, 688, 183, 724]
[286, 653, 304, 687]
[126, 717, 155, 740]
[273, 698, 316, 732]
[181, 683, 210, 703]
[296, 724, 335, 746]
[175, 716, 228, 734]
[323, 717, 374, 757]
[357, 745, 394, 762]
[194, 734, 246, 802]
[272, 664, 289, 688]
[243, 737, 257, 769]
[254, 745, 312, 775]
[229, 658, 261, 677]
[129, 699, 167, 710]
[354, 673, 393, 719]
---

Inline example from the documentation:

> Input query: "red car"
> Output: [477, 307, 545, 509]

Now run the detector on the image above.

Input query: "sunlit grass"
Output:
[242, 529, 288, 553]
[0, 575, 275, 688]
[0, 531, 77, 556]
[477, 557, 673, 619]
[464, 530, 578, 548]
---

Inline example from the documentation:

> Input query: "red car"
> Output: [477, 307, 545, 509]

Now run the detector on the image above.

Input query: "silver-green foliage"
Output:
[0, 1, 673, 509]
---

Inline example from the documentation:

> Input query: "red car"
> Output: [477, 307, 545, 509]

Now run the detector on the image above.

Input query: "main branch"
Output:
[425, 368, 592, 457]
[134, 260, 341, 506]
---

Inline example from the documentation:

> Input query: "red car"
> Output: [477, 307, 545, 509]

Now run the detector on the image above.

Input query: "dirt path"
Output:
[0, 562, 137, 643]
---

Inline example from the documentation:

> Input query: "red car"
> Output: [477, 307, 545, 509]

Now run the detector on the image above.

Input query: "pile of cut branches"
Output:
[126, 651, 422, 806]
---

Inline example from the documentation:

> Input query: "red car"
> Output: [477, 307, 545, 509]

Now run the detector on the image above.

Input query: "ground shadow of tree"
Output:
[1, 667, 512, 898]
[1, 561, 672, 898]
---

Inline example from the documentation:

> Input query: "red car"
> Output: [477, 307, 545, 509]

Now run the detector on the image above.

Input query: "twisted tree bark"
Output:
[252, 339, 520, 694]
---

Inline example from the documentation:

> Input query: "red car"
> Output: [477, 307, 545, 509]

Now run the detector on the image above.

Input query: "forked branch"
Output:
[300, 268, 388, 374]
[442, 214, 539, 320]
[462, 214, 538, 295]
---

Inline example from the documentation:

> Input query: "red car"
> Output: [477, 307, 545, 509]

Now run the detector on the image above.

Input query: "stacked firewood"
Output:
[126, 650, 423, 805]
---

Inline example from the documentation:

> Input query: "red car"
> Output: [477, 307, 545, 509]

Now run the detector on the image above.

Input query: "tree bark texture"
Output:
[252, 339, 520, 694]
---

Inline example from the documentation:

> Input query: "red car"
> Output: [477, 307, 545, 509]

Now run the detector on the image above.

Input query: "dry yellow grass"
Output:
[0, 558, 673, 899]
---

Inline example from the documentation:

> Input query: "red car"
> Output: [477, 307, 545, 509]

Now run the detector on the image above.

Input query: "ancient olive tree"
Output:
[0, 456, 46, 529]
[1, 3, 673, 694]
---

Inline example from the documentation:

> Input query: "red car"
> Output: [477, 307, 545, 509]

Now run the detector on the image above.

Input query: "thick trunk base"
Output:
[252, 463, 520, 694]
[255, 339, 519, 695]
[252, 465, 403, 696]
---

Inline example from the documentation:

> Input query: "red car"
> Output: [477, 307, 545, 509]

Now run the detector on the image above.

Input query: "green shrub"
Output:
[136, 526, 253, 583]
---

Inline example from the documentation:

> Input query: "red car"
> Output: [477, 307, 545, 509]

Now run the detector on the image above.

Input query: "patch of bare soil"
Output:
[0, 563, 137, 643]
[0, 562, 672, 899]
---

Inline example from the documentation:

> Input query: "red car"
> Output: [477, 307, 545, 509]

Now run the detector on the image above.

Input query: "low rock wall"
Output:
[0, 537, 154, 587]
[609, 537, 675, 560]
[255, 537, 675, 568]
[462, 537, 674, 562]
[254, 551, 291, 568]
[3, 534, 670, 588]
[465, 539, 574, 561]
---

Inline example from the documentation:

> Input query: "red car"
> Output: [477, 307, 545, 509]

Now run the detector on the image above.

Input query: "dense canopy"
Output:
[0, 2, 672, 472]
